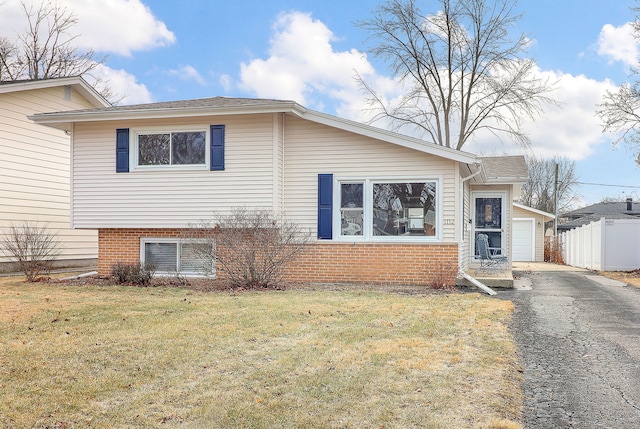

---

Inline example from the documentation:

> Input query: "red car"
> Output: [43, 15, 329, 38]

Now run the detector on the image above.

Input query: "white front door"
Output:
[472, 192, 506, 259]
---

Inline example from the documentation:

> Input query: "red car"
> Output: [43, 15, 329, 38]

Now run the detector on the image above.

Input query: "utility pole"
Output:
[553, 162, 559, 236]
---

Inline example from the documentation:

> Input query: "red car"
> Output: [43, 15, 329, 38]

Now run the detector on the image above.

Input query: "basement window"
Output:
[140, 238, 214, 276]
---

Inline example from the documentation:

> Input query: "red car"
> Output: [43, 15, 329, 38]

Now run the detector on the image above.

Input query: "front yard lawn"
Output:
[0, 276, 521, 428]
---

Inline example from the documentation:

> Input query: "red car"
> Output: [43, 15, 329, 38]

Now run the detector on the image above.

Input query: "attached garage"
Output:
[512, 203, 555, 262]
[513, 218, 535, 261]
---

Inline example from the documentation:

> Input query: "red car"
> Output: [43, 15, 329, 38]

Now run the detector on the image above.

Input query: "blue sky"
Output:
[1, 0, 639, 206]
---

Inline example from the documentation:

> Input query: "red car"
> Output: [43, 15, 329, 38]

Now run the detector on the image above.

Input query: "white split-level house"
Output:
[30, 97, 529, 287]
[0, 77, 110, 271]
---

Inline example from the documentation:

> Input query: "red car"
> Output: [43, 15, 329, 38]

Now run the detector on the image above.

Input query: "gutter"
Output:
[458, 270, 497, 296]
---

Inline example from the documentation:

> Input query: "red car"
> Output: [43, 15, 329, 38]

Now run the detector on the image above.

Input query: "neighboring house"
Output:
[512, 203, 555, 262]
[30, 97, 527, 286]
[0, 77, 110, 271]
[558, 198, 640, 232]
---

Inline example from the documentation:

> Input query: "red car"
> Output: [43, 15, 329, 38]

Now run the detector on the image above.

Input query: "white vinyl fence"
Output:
[560, 217, 640, 271]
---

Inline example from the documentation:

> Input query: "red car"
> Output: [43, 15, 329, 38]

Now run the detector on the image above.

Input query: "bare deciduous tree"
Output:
[598, 82, 640, 162]
[182, 208, 309, 288]
[358, 0, 554, 150]
[519, 156, 579, 214]
[597, 6, 640, 162]
[0, 221, 61, 281]
[0, 1, 116, 101]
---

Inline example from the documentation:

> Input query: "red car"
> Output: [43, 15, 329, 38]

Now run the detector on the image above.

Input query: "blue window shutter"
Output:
[116, 128, 129, 173]
[210, 125, 225, 171]
[317, 174, 333, 239]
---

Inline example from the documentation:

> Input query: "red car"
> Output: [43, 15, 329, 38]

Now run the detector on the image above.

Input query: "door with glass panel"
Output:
[472, 193, 505, 258]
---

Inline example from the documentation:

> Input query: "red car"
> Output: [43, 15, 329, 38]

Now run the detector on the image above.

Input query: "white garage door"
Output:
[513, 219, 535, 262]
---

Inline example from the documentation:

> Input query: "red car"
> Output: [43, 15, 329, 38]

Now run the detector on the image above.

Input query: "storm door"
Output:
[472, 193, 506, 258]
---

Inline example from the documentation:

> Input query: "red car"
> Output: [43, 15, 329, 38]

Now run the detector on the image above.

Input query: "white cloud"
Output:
[168, 65, 206, 85]
[219, 74, 233, 92]
[597, 22, 638, 67]
[0, 0, 175, 56]
[523, 72, 616, 160]
[237, 10, 615, 164]
[89, 64, 153, 105]
[238, 11, 375, 111]
[464, 69, 616, 161]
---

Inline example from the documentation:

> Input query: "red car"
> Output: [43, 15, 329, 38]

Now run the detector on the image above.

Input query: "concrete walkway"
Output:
[512, 261, 589, 272]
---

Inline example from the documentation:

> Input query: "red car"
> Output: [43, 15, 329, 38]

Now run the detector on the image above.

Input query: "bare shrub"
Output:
[110, 262, 156, 285]
[0, 221, 61, 281]
[429, 263, 458, 290]
[182, 208, 309, 288]
[545, 236, 565, 264]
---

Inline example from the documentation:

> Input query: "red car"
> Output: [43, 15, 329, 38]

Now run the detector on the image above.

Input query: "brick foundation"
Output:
[98, 228, 184, 275]
[287, 242, 459, 285]
[98, 228, 459, 285]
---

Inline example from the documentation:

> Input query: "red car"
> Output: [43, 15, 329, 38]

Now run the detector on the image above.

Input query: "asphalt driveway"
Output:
[502, 264, 640, 428]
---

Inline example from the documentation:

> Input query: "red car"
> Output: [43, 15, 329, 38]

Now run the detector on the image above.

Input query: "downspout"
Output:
[458, 162, 497, 296]
[281, 112, 285, 215]
[459, 162, 483, 244]
[459, 271, 497, 296]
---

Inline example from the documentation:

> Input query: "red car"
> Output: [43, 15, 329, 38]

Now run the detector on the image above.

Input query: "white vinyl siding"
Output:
[0, 86, 98, 263]
[72, 114, 277, 228]
[282, 115, 459, 243]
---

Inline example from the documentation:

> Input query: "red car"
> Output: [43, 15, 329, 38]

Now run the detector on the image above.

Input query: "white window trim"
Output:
[332, 176, 443, 242]
[130, 125, 210, 171]
[140, 237, 215, 277]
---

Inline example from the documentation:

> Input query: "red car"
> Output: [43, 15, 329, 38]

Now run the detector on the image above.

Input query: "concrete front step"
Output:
[458, 270, 514, 288]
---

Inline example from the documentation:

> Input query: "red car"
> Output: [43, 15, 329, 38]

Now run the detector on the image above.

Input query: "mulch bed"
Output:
[45, 274, 466, 295]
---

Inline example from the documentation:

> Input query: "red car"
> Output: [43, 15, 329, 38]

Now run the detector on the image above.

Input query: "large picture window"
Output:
[335, 179, 439, 240]
[134, 128, 207, 169]
[141, 238, 214, 276]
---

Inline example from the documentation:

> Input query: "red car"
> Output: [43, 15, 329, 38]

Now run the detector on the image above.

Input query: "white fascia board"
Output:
[1, 76, 109, 108]
[485, 177, 529, 185]
[513, 202, 556, 219]
[29, 101, 300, 129]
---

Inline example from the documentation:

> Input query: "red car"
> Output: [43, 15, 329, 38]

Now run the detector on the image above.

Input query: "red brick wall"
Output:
[288, 242, 459, 285]
[98, 229, 459, 285]
[98, 228, 184, 275]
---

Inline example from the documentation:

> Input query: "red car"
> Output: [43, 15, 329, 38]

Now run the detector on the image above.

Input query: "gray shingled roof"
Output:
[563, 201, 640, 218]
[558, 200, 640, 231]
[558, 212, 639, 231]
[54, 96, 297, 115]
[479, 155, 528, 183]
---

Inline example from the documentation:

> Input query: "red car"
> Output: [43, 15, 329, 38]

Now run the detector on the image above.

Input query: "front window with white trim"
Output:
[141, 238, 214, 276]
[335, 179, 440, 240]
[132, 126, 208, 170]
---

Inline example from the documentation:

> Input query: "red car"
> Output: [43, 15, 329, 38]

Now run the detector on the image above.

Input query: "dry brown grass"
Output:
[599, 270, 640, 288]
[0, 275, 522, 429]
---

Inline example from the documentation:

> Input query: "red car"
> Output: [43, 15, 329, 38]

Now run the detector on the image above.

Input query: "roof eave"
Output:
[485, 177, 529, 184]
[29, 101, 302, 130]
[513, 202, 556, 219]
[1, 76, 109, 108]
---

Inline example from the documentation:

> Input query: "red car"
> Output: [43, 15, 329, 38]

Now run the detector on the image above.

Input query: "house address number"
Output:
[444, 218, 454, 225]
